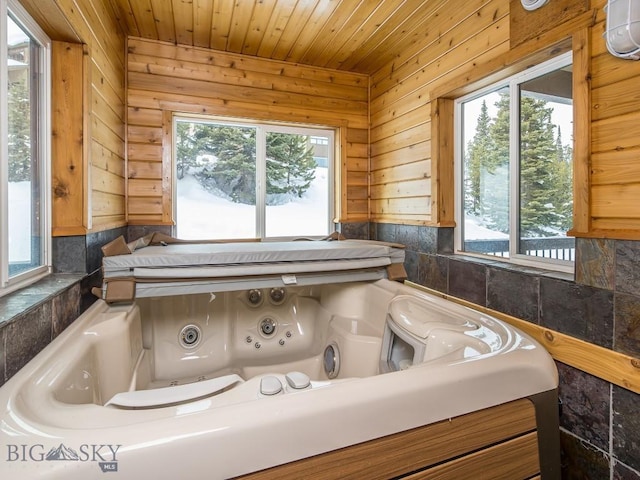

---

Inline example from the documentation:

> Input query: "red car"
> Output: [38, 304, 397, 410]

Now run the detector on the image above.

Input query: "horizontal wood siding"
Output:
[126, 37, 369, 225]
[370, 0, 640, 239]
[589, 0, 640, 236]
[369, 0, 510, 225]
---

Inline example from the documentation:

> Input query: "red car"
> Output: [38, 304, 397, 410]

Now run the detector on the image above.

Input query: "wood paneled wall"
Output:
[23, 0, 127, 235]
[126, 37, 369, 225]
[369, 0, 511, 226]
[590, 0, 640, 237]
[370, 0, 640, 240]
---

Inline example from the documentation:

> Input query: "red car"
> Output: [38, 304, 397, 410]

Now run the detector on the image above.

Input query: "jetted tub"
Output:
[0, 279, 560, 479]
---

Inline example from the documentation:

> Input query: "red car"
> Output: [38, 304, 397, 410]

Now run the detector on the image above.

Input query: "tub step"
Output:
[105, 374, 244, 408]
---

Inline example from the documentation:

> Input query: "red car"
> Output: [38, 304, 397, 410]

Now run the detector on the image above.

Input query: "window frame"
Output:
[0, 0, 51, 296]
[172, 115, 336, 240]
[453, 51, 574, 272]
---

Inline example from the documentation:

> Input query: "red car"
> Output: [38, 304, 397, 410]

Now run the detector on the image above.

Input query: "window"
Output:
[174, 117, 334, 240]
[0, 0, 50, 295]
[455, 52, 574, 270]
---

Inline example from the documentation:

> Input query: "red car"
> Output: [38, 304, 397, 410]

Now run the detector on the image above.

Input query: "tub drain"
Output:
[179, 324, 202, 349]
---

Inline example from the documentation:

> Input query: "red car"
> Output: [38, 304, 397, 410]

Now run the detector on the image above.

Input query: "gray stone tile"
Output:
[576, 238, 615, 290]
[396, 224, 420, 251]
[448, 258, 486, 305]
[338, 222, 369, 240]
[557, 362, 610, 451]
[0, 326, 5, 387]
[487, 267, 539, 322]
[127, 224, 171, 242]
[613, 385, 640, 472]
[403, 250, 419, 283]
[614, 292, 640, 357]
[5, 302, 52, 380]
[0, 274, 82, 324]
[540, 277, 614, 348]
[52, 235, 86, 274]
[374, 223, 396, 243]
[418, 227, 438, 254]
[417, 254, 448, 293]
[436, 227, 454, 254]
[616, 241, 640, 296]
[614, 461, 640, 480]
[560, 431, 610, 480]
[52, 284, 81, 338]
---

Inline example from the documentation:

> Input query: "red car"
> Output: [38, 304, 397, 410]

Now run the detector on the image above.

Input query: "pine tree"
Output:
[175, 122, 201, 179]
[518, 95, 560, 237]
[464, 100, 492, 215]
[7, 76, 31, 182]
[549, 127, 573, 232]
[266, 133, 316, 202]
[200, 125, 257, 205]
[482, 91, 510, 234]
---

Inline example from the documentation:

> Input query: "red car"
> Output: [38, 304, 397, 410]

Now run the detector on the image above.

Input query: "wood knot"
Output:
[53, 183, 69, 198]
[544, 330, 554, 342]
[631, 358, 640, 369]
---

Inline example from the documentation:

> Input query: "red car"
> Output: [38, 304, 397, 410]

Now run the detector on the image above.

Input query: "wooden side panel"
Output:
[126, 37, 369, 224]
[52, 42, 86, 236]
[237, 399, 538, 480]
[47, 0, 126, 234]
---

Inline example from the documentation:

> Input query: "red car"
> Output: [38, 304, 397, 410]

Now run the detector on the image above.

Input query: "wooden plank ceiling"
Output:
[107, 0, 436, 74]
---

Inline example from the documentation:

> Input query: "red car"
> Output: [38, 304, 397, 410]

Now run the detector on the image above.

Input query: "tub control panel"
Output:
[259, 372, 312, 396]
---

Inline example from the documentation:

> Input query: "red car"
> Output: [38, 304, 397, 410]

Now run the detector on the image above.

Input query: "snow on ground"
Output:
[177, 167, 329, 239]
[463, 214, 508, 240]
[8, 181, 31, 261]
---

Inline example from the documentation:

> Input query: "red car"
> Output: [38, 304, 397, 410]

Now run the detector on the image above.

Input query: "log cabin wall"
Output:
[368, 0, 640, 478]
[126, 37, 369, 226]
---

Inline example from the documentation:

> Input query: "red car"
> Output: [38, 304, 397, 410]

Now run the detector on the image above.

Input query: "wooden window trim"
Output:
[430, 18, 595, 232]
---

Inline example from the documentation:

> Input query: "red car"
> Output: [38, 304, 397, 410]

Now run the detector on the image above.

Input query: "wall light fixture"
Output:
[521, 0, 549, 11]
[605, 0, 640, 60]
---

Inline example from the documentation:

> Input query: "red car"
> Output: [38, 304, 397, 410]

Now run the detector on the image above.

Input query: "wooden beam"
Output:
[569, 28, 592, 236]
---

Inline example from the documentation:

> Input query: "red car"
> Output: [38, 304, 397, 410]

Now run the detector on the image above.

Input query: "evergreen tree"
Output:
[549, 127, 573, 232]
[518, 95, 559, 237]
[482, 91, 511, 234]
[7, 77, 31, 182]
[199, 125, 257, 205]
[176, 123, 318, 205]
[464, 100, 492, 215]
[266, 133, 316, 200]
[175, 122, 201, 179]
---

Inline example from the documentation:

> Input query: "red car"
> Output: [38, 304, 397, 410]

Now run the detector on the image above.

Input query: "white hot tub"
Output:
[0, 279, 560, 479]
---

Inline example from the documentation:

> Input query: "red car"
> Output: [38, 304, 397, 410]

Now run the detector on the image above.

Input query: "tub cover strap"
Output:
[105, 374, 244, 408]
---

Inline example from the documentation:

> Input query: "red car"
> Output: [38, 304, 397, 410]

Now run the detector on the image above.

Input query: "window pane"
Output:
[518, 66, 575, 262]
[176, 121, 257, 239]
[265, 132, 329, 238]
[461, 87, 510, 258]
[7, 15, 41, 277]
